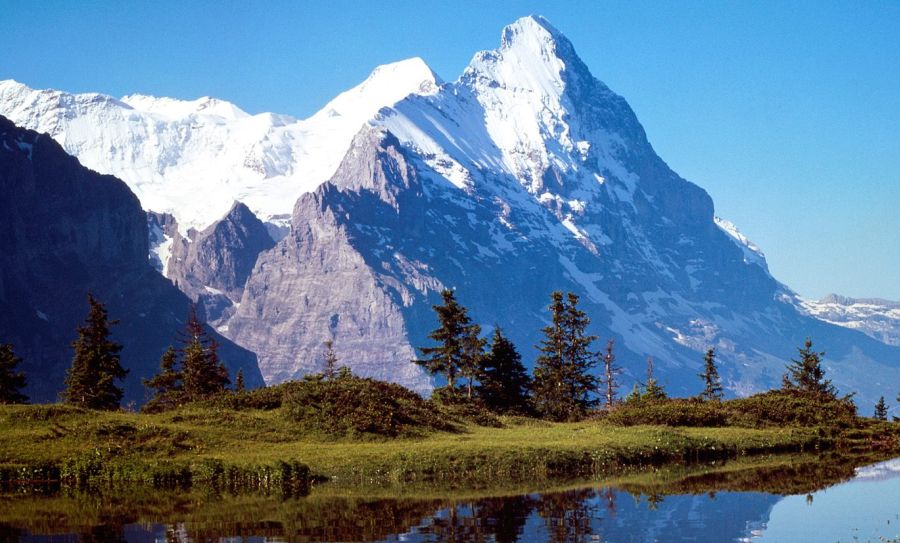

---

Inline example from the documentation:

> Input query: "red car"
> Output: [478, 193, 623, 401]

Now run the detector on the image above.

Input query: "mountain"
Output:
[3, 16, 898, 407]
[797, 294, 900, 347]
[0, 115, 263, 402]
[0, 57, 440, 235]
[227, 16, 900, 406]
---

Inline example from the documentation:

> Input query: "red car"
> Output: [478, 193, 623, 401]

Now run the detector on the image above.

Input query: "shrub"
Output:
[727, 390, 857, 427]
[606, 398, 729, 427]
[281, 373, 453, 438]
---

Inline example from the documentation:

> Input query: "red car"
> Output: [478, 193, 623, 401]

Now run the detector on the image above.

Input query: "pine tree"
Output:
[322, 340, 338, 379]
[415, 289, 481, 397]
[698, 347, 724, 401]
[782, 338, 836, 398]
[642, 357, 667, 401]
[0, 343, 28, 404]
[234, 369, 245, 393]
[63, 294, 128, 410]
[459, 323, 486, 399]
[873, 396, 888, 421]
[179, 305, 230, 400]
[602, 339, 622, 408]
[478, 328, 531, 413]
[532, 291, 598, 421]
[144, 346, 183, 412]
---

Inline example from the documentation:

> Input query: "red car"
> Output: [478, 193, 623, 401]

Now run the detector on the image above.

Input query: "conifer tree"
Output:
[642, 357, 667, 401]
[144, 346, 183, 412]
[602, 339, 622, 408]
[179, 306, 230, 400]
[478, 328, 531, 413]
[532, 291, 598, 421]
[63, 294, 127, 410]
[782, 338, 836, 398]
[415, 289, 481, 396]
[698, 347, 724, 401]
[459, 323, 486, 399]
[234, 369, 245, 393]
[0, 343, 28, 404]
[322, 340, 338, 379]
[873, 396, 888, 421]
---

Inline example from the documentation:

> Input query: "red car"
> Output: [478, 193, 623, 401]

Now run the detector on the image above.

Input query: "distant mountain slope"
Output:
[0, 115, 263, 403]
[798, 294, 900, 347]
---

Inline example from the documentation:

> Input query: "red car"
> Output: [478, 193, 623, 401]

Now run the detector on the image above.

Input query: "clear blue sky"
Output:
[2, 1, 898, 300]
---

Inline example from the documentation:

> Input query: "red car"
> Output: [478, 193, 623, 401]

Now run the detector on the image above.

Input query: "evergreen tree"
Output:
[698, 347, 724, 401]
[0, 343, 28, 404]
[532, 291, 598, 421]
[234, 369, 245, 393]
[478, 328, 531, 413]
[415, 289, 481, 396]
[873, 396, 888, 421]
[459, 323, 486, 399]
[602, 339, 622, 408]
[322, 340, 338, 379]
[642, 357, 667, 401]
[63, 294, 128, 410]
[782, 338, 836, 397]
[144, 346, 183, 412]
[179, 306, 230, 400]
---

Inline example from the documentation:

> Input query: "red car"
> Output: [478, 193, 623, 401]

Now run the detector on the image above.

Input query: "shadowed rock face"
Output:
[228, 17, 899, 406]
[0, 115, 263, 403]
[167, 202, 275, 325]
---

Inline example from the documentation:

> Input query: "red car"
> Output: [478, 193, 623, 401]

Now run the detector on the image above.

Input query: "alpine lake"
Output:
[1, 453, 897, 543]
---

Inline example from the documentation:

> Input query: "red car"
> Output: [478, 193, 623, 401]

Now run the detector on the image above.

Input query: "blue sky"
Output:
[2, 1, 898, 299]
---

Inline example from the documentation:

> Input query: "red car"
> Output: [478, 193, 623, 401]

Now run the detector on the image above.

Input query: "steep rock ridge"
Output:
[0, 58, 440, 235]
[0, 116, 263, 402]
[167, 201, 275, 325]
[230, 16, 899, 407]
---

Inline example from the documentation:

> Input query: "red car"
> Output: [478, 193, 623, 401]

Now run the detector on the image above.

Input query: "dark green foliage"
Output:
[143, 347, 184, 413]
[478, 328, 531, 414]
[698, 348, 724, 401]
[782, 338, 837, 398]
[642, 357, 668, 401]
[282, 370, 453, 438]
[873, 396, 888, 421]
[601, 339, 622, 408]
[605, 398, 729, 427]
[0, 344, 28, 404]
[179, 306, 230, 400]
[532, 291, 598, 421]
[430, 387, 504, 427]
[62, 294, 127, 410]
[322, 340, 338, 379]
[234, 369, 245, 393]
[415, 289, 483, 397]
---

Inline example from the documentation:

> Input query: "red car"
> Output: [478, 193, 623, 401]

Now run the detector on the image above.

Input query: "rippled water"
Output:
[1, 456, 897, 542]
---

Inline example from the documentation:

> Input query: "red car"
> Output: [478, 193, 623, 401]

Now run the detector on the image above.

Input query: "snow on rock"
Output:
[798, 294, 900, 347]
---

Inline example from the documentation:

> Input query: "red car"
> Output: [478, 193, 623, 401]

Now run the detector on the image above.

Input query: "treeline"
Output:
[1, 290, 899, 424]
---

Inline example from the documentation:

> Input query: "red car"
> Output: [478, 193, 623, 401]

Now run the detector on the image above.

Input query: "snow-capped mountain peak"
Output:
[120, 94, 251, 121]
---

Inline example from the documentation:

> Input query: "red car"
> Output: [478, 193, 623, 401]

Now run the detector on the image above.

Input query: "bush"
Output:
[281, 373, 453, 438]
[727, 390, 858, 427]
[606, 398, 729, 427]
[430, 387, 504, 428]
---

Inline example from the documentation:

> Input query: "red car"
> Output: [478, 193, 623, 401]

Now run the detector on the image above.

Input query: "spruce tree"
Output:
[179, 306, 230, 400]
[698, 347, 724, 401]
[415, 289, 481, 396]
[234, 369, 245, 393]
[478, 328, 531, 413]
[322, 340, 338, 379]
[873, 396, 888, 421]
[63, 294, 128, 410]
[602, 339, 622, 408]
[782, 338, 836, 397]
[144, 346, 183, 412]
[532, 291, 598, 421]
[459, 323, 486, 399]
[642, 357, 667, 401]
[0, 343, 28, 404]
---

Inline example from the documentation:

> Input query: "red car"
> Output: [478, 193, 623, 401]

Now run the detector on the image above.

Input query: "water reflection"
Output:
[1, 454, 898, 543]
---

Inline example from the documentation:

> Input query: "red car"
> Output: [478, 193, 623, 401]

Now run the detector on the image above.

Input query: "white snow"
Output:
[715, 217, 769, 271]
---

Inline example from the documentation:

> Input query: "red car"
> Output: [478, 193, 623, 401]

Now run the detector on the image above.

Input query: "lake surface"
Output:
[1, 456, 897, 542]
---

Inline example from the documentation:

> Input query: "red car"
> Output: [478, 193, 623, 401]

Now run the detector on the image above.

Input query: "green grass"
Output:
[0, 402, 835, 487]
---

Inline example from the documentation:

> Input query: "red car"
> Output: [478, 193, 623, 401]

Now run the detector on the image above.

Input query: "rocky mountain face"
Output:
[0, 115, 263, 403]
[226, 16, 899, 407]
[3, 17, 898, 408]
[797, 294, 900, 347]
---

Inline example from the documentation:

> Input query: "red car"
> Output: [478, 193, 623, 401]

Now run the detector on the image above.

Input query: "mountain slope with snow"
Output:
[0, 57, 440, 232]
[798, 295, 900, 347]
